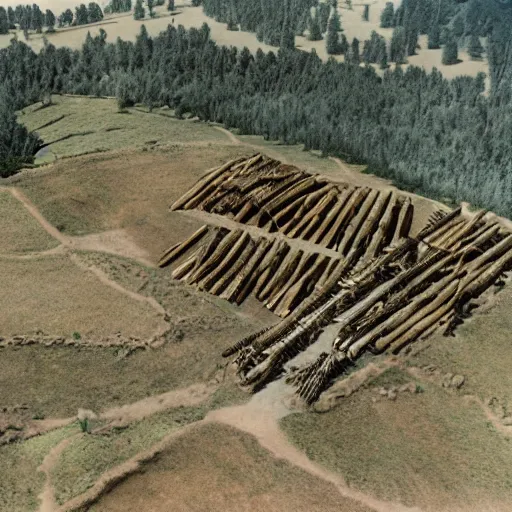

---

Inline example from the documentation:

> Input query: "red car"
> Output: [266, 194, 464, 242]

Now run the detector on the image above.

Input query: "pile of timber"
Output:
[164, 154, 512, 402]
[158, 225, 338, 317]
[170, 154, 414, 253]
[224, 207, 512, 400]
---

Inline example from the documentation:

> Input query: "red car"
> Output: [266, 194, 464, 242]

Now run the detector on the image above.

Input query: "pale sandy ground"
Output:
[0, 0, 488, 83]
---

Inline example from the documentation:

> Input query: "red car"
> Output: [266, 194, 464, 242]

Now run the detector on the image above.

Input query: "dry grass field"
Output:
[0, 254, 169, 338]
[0, 0, 488, 83]
[89, 423, 373, 512]
[281, 372, 512, 512]
[1, 95, 512, 512]
[0, 190, 58, 254]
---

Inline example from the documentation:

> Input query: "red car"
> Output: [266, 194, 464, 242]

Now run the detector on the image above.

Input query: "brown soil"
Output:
[87, 423, 375, 512]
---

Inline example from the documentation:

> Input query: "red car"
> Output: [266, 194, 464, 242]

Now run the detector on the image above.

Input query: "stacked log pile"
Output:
[165, 154, 512, 402]
[158, 225, 338, 315]
[170, 154, 414, 253]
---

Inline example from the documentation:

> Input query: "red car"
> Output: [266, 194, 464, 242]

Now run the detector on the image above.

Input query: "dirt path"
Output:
[206, 406, 421, 512]
[69, 253, 167, 318]
[213, 126, 290, 164]
[99, 383, 215, 427]
[180, 209, 342, 259]
[0, 186, 68, 244]
[38, 435, 81, 512]
[0, 186, 154, 266]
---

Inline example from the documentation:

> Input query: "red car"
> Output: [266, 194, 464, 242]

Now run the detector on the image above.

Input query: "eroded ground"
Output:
[1, 97, 512, 512]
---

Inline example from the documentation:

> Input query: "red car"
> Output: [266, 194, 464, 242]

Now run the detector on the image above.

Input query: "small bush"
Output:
[72, 331, 81, 340]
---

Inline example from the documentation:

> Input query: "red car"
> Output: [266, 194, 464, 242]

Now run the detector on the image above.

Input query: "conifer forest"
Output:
[1, 0, 512, 218]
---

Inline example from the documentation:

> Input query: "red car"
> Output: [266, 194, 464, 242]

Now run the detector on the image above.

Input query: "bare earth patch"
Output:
[0, 255, 167, 338]
[88, 423, 373, 512]
[0, 190, 59, 254]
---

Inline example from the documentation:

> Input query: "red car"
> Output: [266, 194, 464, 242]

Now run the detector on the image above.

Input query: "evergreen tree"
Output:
[45, 9, 56, 31]
[362, 4, 369, 22]
[88, 3, 104, 23]
[0, 7, 9, 34]
[442, 34, 458, 65]
[167, 0, 175, 11]
[60, 9, 74, 26]
[32, 4, 44, 33]
[7, 7, 16, 28]
[378, 40, 388, 69]
[452, 14, 464, 38]
[308, 10, 322, 41]
[317, 3, 330, 33]
[339, 33, 349, 54]
[147, 0, 154, 18]
[280, 1, 295, 50]
[349, 37, 360, 64]
[295, 10, 308, 36]
[0, 89, 41, 177]
[390, 26, 406, 63]
[75, 4, 89, 25]
[468, 33, 484, 60]
[134, 0, 145, 20]
[326, 13, 341, 55]
[428, 22, 440, 49]
[380, 2, 394, 28]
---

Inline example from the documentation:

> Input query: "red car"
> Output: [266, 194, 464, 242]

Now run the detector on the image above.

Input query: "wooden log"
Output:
[423, 216, 464, 246]
[316, 257, 340, 290]
[323, 187, 368, 250]
[286, 187, 336, 238]
[345, 191, 392, 259]
[362, 193, 397, 262]
[387, 282, 461, 354]
[217, 237, 259, 299]
[272, 194, 308, 229]
[439, 210, 486, 250]
[253, 241, 290, 298]
[391, 197, 413, 244]
[275, 255, 329, 317]
[310, 189, 352, 245]
[186, 229, 238, 285]
[249, 176, 319, 227]
[279, 184, 332, 234]
[158, 225, 208, 268]
[232, 239, 273, 304]
[337, 189, 379, 254]
[171, 251, 198, 280]
[356, 276, 461, 357]
[417, 206, 462, 240]
[298, 191, 341, 241]
[172, 157, 245, 211]
[199, 230, 248, 291]
[261, 250, 304, 304]
[266, 252, 316, 311]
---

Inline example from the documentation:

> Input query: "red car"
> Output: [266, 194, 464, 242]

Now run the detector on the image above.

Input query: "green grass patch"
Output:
[19, 96, 228, 160]
[0, 425, 78, 512]
[0, 191, 59, 254]
[51, 406, 206, 504]
[281, 385, 512, 508]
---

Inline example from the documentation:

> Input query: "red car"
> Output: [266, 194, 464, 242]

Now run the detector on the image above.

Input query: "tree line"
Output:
[1, 14, 512, 215]
[0, 2, 104, 38]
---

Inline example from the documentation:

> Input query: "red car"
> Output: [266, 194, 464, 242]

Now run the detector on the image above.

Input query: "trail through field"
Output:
[180, 209, 342, 259]
[69, 253, 167, 317]
[0, 186, 154, 266]
[214, 126, 290, 163]
[206, 326, 422, 512]
[38, 435, 81, 512]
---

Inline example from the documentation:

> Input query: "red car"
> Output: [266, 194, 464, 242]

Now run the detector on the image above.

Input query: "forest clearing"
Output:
[1, 94, 512, 512]
[2, 0, 512, 510]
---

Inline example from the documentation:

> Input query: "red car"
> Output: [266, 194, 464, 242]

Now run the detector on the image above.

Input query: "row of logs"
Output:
[227, 208, 512, 401]
[170, 155, 414, 253]
[159, 225, 339, 316]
